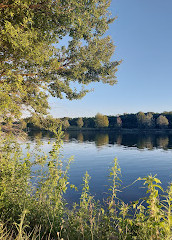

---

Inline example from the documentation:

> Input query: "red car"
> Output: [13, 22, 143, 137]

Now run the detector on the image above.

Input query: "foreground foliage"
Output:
[0, 130, 172, 240]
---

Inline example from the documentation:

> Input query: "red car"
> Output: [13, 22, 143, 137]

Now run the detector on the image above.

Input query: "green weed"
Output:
[0, 130, 172, 239]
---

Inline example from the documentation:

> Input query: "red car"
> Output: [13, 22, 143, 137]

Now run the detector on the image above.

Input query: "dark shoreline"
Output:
[66, 127, 172, 134]
[24, 126, 172, 136]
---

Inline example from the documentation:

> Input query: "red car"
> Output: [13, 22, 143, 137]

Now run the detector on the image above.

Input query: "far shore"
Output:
[66, 127, 172, 134]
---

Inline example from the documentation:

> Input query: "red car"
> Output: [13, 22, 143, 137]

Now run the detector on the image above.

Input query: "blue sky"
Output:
[50, 0, 172, 118]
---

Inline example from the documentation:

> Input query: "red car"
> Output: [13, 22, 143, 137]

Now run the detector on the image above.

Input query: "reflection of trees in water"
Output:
[156, 136, 169, 150]
[67, 132, 171, 150]
[144, 136, 154, 150]
[63, 132, 69, 141]
[30, 130, 172, 150]
[137, 138, 146, 149]
[120, 134, 138, 148]
[33, 131, 43, 140]
[116, 135, 122, 145]
[95, 133, 109, 147]
[137, 136, 154, 150]
[77, 132, 84, 142]
[29, 131, 55, 140]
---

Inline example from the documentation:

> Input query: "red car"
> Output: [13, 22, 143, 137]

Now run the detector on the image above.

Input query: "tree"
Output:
[116, 116, 122, 128]
[27, 114, 61, 131]
[19, 119, 27, 130]
[156, 115, 169, 129]
[77, 117, 84, 128]
[144, 113, 155, 129]
[137, 112, 146, 128]
[62, 118, 70, 130]
[95, 113, 109, 128]
[0, 0, 120, 122]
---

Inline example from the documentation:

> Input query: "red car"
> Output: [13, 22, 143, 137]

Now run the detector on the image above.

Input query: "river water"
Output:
[27, 130, 172, 204]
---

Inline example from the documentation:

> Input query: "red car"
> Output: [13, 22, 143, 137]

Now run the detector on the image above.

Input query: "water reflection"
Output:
[137, 136, 154, 150]
[26, 130, 172, 204]
[77, 132, 84, 142]
[28, 130, 54, 140]
[156, 136, 169, 150]
[28, 130, 172, 150]
[116, 135, 123, 145]
[34, 131, 43, 140]
[95, 133, 109, 147]
[63, 132, 70, 141]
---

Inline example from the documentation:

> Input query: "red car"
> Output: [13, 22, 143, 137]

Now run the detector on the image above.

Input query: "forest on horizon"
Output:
[17, 111, 172, 132]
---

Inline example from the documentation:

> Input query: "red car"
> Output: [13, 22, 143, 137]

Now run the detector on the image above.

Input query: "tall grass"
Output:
[0, 129, 172, 239]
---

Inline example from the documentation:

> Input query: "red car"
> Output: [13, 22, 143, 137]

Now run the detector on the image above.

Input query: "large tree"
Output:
[77, 117, 84, 128]
[0, 0, 120, 122]
[137, 112, 146, 128]
[95, 113, 109, 128]
[156, 115, 169, 129]
[144, 113, 155, 129]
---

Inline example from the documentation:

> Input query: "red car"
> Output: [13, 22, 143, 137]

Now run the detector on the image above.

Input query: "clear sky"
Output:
[50, 0, 172, 118]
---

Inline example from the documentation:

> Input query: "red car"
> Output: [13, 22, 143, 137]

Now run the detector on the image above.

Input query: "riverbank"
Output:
[67, 126, 172, 134]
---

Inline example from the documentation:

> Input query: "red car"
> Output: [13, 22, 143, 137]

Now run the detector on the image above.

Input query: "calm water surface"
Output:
[27, 131, 172, 204]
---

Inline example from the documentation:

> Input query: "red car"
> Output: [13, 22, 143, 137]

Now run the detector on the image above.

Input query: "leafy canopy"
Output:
[77, 117, 84, 128]
[95, 113, 109, 128]
[0, 0, 120, 121]
[156, 115, 169, 128]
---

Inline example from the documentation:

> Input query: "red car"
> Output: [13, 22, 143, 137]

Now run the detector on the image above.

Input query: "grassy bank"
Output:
[0, 130, 172, 239]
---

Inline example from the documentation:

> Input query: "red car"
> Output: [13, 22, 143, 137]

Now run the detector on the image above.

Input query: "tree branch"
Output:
[0, 2, 75, 13]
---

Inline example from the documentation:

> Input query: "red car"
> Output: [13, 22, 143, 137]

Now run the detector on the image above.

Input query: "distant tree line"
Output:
[66, 112, 172, 130]
[6, 111, 171, 132]
[19, 111, 172, 132]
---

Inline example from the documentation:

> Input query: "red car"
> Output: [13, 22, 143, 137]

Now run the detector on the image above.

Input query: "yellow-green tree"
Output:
[0, 0, 120, 123]
[144, 113, 155, 128]
[137, 112, 146, 128]
[95, 113, 109, 128]
[77, 118, 84, 128]
[156, 115, 169, 129]
[27, 114, 61, 131]
[62, 118, 70, 130]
